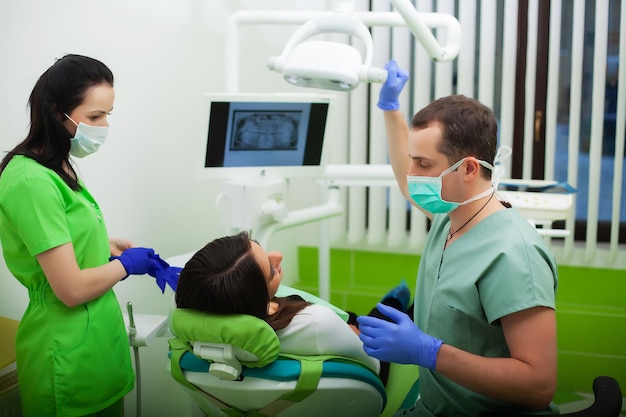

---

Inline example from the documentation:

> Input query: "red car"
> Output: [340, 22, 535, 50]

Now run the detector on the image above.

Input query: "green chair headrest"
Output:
[171, 308, 280, 368]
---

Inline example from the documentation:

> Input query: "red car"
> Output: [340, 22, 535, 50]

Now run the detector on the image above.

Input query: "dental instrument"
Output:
[121, 255, 180, 417]
[123, 302, 172, 417]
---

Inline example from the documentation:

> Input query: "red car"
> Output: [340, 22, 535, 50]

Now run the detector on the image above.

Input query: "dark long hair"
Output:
[175, 232, 310, 331]
[0, 54, 114, 190]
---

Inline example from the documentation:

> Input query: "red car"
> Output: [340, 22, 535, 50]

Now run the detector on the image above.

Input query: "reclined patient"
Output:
[175, 231, 412, 383]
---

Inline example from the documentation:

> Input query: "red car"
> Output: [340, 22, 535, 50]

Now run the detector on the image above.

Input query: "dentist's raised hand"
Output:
[357, 303, 443, 370]
[377, 60, 410, 111]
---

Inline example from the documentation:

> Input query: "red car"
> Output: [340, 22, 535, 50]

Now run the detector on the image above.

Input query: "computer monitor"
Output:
[199, 93, 334, 180]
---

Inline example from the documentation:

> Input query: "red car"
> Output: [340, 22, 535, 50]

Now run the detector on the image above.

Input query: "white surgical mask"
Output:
[64, 113, 109, 158]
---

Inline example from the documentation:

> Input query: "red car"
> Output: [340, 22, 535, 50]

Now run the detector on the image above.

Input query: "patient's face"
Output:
[250, 241, 283, 298]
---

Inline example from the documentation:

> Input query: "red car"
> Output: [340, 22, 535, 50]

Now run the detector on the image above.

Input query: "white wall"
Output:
[0, 1, 334, 416]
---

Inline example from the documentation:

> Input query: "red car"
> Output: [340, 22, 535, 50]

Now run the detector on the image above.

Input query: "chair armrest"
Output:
[478, 376, 622, 417]
[584, 376, 623, 417]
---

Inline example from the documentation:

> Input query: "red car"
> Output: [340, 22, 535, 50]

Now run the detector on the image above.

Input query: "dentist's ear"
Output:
[463, 158, 477, 175]
[464, 158, 481, 177]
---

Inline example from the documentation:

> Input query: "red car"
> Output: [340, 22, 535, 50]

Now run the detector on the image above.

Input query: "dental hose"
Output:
[127, 302, 142, 417]
[133, 343, 141, 417]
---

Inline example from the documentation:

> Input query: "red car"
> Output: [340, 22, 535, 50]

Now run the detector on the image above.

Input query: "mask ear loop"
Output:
[492, 145, 512, 197]
[439, 157, 467, 177]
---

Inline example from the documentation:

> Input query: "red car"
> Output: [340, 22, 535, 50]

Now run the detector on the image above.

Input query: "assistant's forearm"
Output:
[39, 243, 129, 307]
[435, 344, 556, 410]
[58, 261, 128, 307]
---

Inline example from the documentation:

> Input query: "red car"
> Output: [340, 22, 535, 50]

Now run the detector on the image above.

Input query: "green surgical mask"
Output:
[407, 157, 495, 214]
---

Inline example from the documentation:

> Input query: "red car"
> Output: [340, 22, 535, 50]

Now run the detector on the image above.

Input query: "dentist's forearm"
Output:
[384, 110, 411, 198]
[435, 344, 554, 410]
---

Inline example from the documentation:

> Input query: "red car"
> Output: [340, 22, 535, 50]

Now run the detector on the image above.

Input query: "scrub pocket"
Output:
[427, 296, 509, 357]
[428, 297, 472, 351]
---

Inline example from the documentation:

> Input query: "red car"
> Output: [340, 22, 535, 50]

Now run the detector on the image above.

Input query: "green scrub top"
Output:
[0, 156, 134, 417]
[411, 209, 558, 417]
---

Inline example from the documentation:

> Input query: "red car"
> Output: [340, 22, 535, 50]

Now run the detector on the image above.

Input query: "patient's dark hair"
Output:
[175, 231, 310, 331]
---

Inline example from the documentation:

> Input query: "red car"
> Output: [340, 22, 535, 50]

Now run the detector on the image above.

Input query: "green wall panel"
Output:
[557, 307, 626, 356]
[557, 266, 626, 308]
[558, 354, 626, 392]
[352, 251, 419, 288]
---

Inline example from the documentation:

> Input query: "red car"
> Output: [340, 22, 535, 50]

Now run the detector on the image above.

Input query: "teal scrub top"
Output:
[411, 209, 558, 417]
[0, 156, 134, 417]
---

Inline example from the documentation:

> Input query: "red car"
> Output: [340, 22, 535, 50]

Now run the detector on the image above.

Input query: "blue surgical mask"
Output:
[407, 157, 495, 214]
[64, 114, 109, 158]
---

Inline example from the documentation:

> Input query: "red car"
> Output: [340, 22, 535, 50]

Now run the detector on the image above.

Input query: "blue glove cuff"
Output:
[377, 100, 400, 111]
[109, 255, 129, 280]
[425, 338, 444, 371]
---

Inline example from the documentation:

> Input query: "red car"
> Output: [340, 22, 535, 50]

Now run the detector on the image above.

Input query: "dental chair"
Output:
[164, 295, 622, 417]
[167, 308, 387, 417]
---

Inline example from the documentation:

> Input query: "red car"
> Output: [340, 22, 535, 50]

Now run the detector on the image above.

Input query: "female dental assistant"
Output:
[0, 54, 156, 417]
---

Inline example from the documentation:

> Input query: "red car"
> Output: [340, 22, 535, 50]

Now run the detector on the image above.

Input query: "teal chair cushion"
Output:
[174, 351, 387, 403]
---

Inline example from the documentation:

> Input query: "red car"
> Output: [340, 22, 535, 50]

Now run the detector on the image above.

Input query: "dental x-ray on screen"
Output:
[201, 93, 334, 179]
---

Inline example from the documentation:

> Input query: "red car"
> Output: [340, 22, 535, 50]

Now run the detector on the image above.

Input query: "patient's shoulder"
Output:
[299, 303, 342, 317]
[297, 304, 349, 328]
[277, 304, 381, 373]
[276, 304, 352, 351]
[285, 304, 346, 332]
[276, 285, 349, 321]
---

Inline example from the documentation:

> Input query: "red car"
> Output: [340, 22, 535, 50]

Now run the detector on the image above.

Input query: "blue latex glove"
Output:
[110, 247, 155, 277]
[377, 60, 410, 111]
[357, 303, 443, 370]
[147, 255, 182, 293]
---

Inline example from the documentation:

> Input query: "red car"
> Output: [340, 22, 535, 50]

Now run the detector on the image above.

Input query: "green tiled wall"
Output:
[555, 266, 626, 392]
[296, 247, 626, 393]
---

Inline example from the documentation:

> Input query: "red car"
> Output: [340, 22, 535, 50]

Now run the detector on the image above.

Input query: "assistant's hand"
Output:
[377, 60, 410, 111]
[110, 247, 155, 277]
[357, 303, 442, 370]
[109, 238, 134, 257]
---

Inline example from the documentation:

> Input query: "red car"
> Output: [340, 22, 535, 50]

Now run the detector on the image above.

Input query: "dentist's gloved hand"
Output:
[110, 247, 155, 277]
[377, 60, 410, 111]
[147, 255, 182, 293]
[357, 303, 443, 370]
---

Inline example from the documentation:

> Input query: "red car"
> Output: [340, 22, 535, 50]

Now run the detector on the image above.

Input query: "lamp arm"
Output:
[389, 0, 461, 62]
[253, 186, 342, 248]
[314, 15, 375, 66]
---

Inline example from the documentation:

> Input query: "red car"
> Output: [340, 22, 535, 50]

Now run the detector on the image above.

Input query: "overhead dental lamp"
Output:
[264, 0, 461, 92]
[267, 14, 387, 92]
